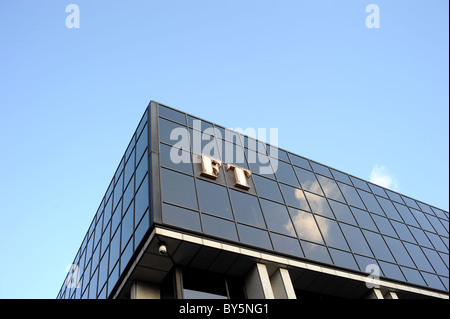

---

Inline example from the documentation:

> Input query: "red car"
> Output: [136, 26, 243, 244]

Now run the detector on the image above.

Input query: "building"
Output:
[57, 101, 449, 300]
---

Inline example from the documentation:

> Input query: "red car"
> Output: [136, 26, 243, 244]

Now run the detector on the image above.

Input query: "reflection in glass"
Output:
[351, 207, 378, 231]
[160, 143, 193, 175]
[377, 196, 402, 221]
[289, 208, 323, 244]
[274, 161, 300, 187]
[253, 174, 284, 203]
[393, 203, 419, 227]
[329, 248, 359, 271]
[305, 192, 334, 219]
[403, 242, 434, 272]
[371, 214, 397, 237]
[260, 199, 295, 237]
[295, 167, 323, 196]
[315, 216, 349, 250]
[280, 184, 310, 211]
[329, 200, 357, 225]
[362, 230, 395, 262]
[270, 233, 304, 258]
[338, 182, 365, 210]
[289, 154, 311, 170]
[390, 220, 416, 243]
[317, 175, 345, 202]
[229, 190, 266, 228]
[401, 267, 426, 286]
[422, 248, 448, 277]
[422, 272, 446, 291]
[350, 176, 371, 192]
[339, 223, 373, 257]
[300, 241, 332, 264]
[379, 261, 405, 282]
[310, 162, 332, 178]
[383, 236, 415, 267]
[331, 169, 352, 185]
[358, 190, 385, 216]
[410, 208, 434, 233]
[159, 105, 186, 125]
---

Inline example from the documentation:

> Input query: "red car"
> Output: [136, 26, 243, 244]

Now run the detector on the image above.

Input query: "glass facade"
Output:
[58, 101, 449, 299]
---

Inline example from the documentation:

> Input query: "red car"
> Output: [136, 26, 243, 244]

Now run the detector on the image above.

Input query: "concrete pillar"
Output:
[384, 291, 399, 299]
[270, 268, 296, 299]
[131, 281, 161, 299]
[365, 288, 384, 299]
[245, 263, 275, 299]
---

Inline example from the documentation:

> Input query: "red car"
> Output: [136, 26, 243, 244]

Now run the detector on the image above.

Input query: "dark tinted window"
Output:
[351, 207, 377, 231]
[163, 203, 201, 232]
[270, 233, 303, 257]
[310, 162, 332, 178]
[289, 208, 323, 244]
[229, 190, 266, 228]
[159, 118, 188, 146]
[317, 175, 345, 202]
[339, 223, 373, 257]
[329, 248, 359, 271]
[202, 214, 238, 241]
[237, 224, 273, 250]
[159, 105, 186, 125]
[301, 241, 332, 264]
[280, 183, 310, 211]
[350, 176, 371, 192]
[329, 200, 357, 225]
[338, 182, 365, 209]
[377, 196, 402, 221]
[383, 236, 415, 267]
[253, 174, 283, 203]
[160, 143, 193, 175]
[260, 199, 295, 237]
[197, 179, 233, 219]
[295, 167, 323, 196]
[305, 192, 334, 219]
[274, 161, 299, 187]
[289, 154, 311, 170]
[331, 169, 352, 185]
[363, 230, 395, 262]
[315, 216, 349, 250]
[161, 168, 198, 210]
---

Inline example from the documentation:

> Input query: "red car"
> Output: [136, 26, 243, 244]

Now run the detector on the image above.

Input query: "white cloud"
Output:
[370, 164, 398, 190]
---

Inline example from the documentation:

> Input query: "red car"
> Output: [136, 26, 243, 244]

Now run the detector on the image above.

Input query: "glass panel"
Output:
[403, 242, 434, 272]
[135, 176, 148, 226]
[317, 175, 345, 202]
[197, 179, 233, 219]
[237, 224, 273, 250]
[422, 272, 446, 291]
[124, 149, 135, 188]
[362, 230, 395, 262]
[289, 154, 311, 170]
[272, 148, 289, 163]
[339, 223, 373, 257]
[427, 215, 447, 235]
[329, 200, 357, 225]
[202, 214, 238, 241]
[160, 143, 193, 175]
[123, 178, 134, 213]
[161, 168, 198, 210]
[229, 189, 266, 228]
[121, 206, 134, 252]
[357, 190, 386, 216]
[135, 150, 148, 187]
[418, 202, 434, 215]
[401, 196, 420, 210]
[188, 116, 213, 131]
[274, 161, 300, 187]
[305, 192, 334, 219]
[300, 241, 332, 264]
[246, 148, 274, 178]
[315, 216, 349, 250]
[377, 196, 402, 221]
[218, 140, 247, 168]
[371, 214, 397, 237]
[378, 261, 405, 282]
[409, 226, 433, 248]
[109, 229, 121, 273]
[385, 189, 403, 204]
[422, 248, 448, 277]
[260, 199, 295, 237]
[350, 176, 371, 192]
[401, 267, 426, 286]
[294, 167, 323, 196]
[355, 255, 380, 274]
[289, 208, 323, 244]
[383, 236, 415, 267]
[253, 174, 284, 203]
[329, 248, 359, 271]
[113, 173, 123, 211]
[162, 203, 201, 232]
[310, 162, 332, 178]
[390, 220, 416, 243]
[270, 233, 304, 258]
[136, 125, 147, 162]
[222, 128, 242, 146]
[159, 118, 188, 146]
[338, 182, 365, 209]
[368, 183, 387, 198]
[330, 169, 352, 185]
[351, 207, 378, 231]
[427, 232, 447, 252]
[410, 209, 434, 232]
[393, 203, 419, 227]
[280, 184, 310, 211]
[159, 105, 186, 125]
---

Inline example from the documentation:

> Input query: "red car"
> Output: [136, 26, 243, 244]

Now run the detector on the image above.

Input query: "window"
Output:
[237, 224, 273, 250]
[274, 161, 299, 187]
[229, 189, 266, 228]
[270, 233, 303, 257]
[329, 248, 359, 271]
[294, 167, 323, 196]
[305, 192, 334, 219]
[357, 190, 385, 216]
[317, 175, 345, 202]
[161, 168, 198, 210]
[159, 105, 186, 125]
[160, 143, 193, 175]
[289, 154, 311, 170]
[338, 182, 365, 210]
[260, 199, 295, 237]
[377, 196, 402, 221]
[163, 203, 202, 232]
[280, 183, 310, 211]
[339, 223, 373, 257]
[328, 200, 357, 225]
[362, 230, 395, 262]
[383, 236, 415, 267]
[351, 207, 377, 231]
[253, 174, 284, 203]
[310, 162, 332, 178]
[197, 179, 233, 219]
[202, 214, 238, 241]
[331, 169, 352, 185]
[289, 208, 323, 244]
[301, 241, 332, 264]
[315, 216, 349, 250]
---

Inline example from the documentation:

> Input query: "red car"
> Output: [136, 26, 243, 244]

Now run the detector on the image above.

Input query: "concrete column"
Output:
[131, 281, 161, 299]
[384, 291, 399, 299]
[365, 288, 384, 299]
[270, 268, 297, 299]
[245, 263, 275, 299]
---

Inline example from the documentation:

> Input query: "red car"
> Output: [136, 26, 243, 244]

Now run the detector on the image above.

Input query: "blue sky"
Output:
[0, 0, 448, 298]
